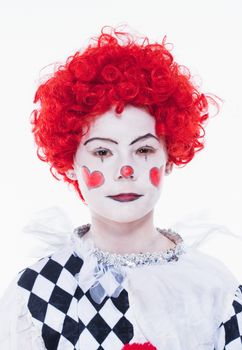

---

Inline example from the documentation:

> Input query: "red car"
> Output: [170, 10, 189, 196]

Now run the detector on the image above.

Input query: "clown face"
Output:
[72, 105, 168, 223]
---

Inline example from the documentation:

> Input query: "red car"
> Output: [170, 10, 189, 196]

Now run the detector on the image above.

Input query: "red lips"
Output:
[107, 193, 143, 202]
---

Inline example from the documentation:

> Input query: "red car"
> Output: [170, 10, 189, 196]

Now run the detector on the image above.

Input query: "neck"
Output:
[85, 210, 170, 254]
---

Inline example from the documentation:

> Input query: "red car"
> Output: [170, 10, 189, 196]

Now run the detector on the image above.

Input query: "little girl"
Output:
[0, 27, 241, 349]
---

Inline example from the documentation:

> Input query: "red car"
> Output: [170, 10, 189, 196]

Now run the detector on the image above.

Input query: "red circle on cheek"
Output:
[149, 166, 164, 187]
[81, 166, 105, 189]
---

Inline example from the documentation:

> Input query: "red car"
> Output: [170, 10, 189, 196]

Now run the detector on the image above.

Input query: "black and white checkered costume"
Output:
[214, 285, 242, 349]
[0, 226, 242, 349]
[17, 249, 134, 349]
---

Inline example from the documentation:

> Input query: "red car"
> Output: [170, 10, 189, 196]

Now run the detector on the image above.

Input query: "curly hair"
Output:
[31, 26, 217, 201]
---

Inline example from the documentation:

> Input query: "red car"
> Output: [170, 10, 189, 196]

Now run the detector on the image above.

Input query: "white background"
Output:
[0, 0, 242, 296]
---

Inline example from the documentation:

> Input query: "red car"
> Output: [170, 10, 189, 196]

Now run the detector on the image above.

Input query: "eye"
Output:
[93, 147, 112, 158]
[136, 146, 156, 155]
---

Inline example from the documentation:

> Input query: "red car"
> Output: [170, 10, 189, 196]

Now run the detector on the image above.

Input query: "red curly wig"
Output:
[31, 26, 217, 201]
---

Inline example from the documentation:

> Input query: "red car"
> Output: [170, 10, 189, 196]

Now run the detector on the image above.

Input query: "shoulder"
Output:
[17, 244, 84, 292]
[168, 246, 241, 317]
[0, 245, 83, 347]
[1, 243, 83, 310]
[183, 246, 239, 287]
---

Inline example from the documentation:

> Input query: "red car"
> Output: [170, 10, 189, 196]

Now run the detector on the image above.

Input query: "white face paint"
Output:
[73, 105, 168, 223]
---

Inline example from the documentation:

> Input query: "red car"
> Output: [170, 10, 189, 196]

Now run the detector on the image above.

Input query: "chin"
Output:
[100, 207, 154, 224]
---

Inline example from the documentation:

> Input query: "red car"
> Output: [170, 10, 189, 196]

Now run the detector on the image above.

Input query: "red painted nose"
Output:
[120, 165, 134, 178]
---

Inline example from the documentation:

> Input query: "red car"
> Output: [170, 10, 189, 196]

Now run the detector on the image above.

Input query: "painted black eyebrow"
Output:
[83, 133, 159, 146]
[129, 133, 159, 145]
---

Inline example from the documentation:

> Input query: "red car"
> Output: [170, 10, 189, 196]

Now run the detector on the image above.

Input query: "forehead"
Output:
[82, 106, 156, 143]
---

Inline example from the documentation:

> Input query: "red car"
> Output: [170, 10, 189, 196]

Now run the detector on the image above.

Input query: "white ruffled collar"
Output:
[69, 223, 188, 304]
[70, 229, 126, 304]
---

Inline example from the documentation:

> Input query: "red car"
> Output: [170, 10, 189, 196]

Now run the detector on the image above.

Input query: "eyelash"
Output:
[92, 146, 156, 158]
